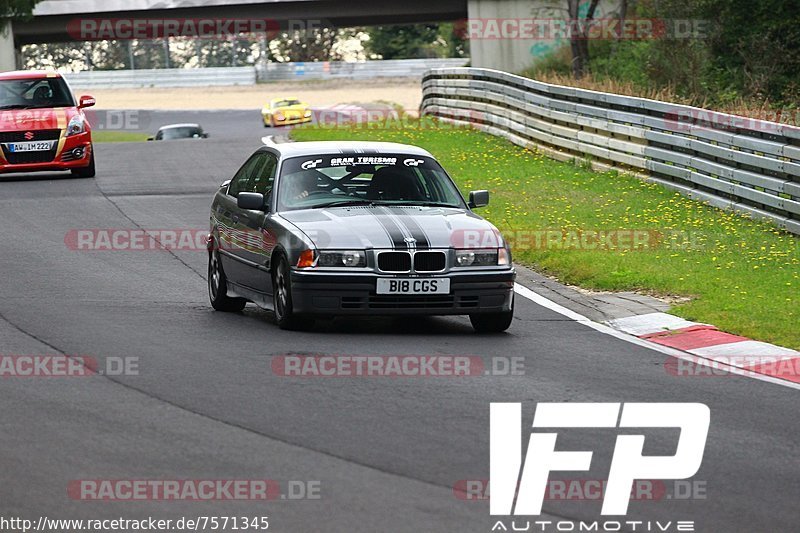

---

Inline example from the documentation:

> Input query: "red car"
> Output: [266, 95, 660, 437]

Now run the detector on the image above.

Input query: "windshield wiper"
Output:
[312, 199, 377, 209]
[385, 201, 461, 208]
[0, 105, 32, 110]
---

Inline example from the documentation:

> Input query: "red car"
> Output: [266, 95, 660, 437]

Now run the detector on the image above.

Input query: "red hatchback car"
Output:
[0, 70, 96, 177]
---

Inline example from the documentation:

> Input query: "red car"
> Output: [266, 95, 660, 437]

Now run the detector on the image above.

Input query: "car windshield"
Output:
[0, 78, 76, 109]
[274, 99, 301, 108]
[278, 154, 466, 211]
[159, 127, 202, 140]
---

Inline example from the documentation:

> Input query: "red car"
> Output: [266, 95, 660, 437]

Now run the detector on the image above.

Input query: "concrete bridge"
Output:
[1, 0, 615, 75]
[1, 0, 467, 71]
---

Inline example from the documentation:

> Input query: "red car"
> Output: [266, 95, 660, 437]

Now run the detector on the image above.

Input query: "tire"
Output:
[272, 255, 314, 330]
[208, 247, 247, 312]
[470, 296, 514, 333]
[71, 149, 96, 178]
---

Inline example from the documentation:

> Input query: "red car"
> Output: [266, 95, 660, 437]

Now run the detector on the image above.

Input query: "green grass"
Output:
[292, 122, 800, 349]
[92, 131, 150, 143]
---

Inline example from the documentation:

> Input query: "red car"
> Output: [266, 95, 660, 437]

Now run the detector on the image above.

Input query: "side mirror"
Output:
[468, 190, 490, 209]
[79, 95, 96, 108]
[238, 192, 265, 211]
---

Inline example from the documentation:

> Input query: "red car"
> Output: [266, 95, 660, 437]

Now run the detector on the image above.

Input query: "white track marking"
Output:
[608, 312, 706, 336]
[513, 283, 800, 391]
[690, 340, 799, 358]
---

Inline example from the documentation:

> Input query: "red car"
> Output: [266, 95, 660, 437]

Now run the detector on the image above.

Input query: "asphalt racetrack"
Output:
[0, 110, 797, 532]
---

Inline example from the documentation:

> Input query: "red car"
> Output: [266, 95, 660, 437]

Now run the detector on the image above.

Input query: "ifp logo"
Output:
[490, 403, 709, 516]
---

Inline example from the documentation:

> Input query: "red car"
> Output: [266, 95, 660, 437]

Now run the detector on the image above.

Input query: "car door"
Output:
[217, 153, 267, 288]
[237, 152, 279, 293]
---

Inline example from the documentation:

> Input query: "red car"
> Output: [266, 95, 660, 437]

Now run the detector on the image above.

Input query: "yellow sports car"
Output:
[262, 97, 313, 128]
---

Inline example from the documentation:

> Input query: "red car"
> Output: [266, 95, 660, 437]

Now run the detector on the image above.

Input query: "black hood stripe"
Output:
[373, 208, 408, 249]
[388, 207, 431, 249]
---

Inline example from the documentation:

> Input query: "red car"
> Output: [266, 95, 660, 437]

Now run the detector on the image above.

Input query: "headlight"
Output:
[275, 113, 285, 121]
[318, 250, 366, 268]
[66, 114, 86, 137]
[455, 249, 504, 267]
[297, 249, 316, 268]
[498, 248, 510, 266]
[304, 109, 312, 118]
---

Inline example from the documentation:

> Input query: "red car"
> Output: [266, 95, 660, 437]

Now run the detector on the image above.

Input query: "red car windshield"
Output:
[0, 78, 76, 110]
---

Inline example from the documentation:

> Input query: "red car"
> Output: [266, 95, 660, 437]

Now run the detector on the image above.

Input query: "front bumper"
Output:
[289, 269, 515, 316]
[0, 134, 92, 174]
[264, 114, 312, 127]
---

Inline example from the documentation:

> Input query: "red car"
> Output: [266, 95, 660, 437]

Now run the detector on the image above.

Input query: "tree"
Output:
[365, 24, 442, 59]
[1, 0, 41, 20]
[270, 27, 358, 62]
[698, 0, 800, 103]
[567, 0, 600, 79]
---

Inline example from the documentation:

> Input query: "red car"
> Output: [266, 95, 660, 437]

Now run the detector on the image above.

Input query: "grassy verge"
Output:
[292, 123, 800, 349]
[92, 131, 150, 143]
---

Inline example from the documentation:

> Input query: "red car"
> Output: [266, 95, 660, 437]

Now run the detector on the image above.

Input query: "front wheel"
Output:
[470, 296, 514, 333]
[71, 150, 96, 178]
[273, 256, 314, 330]
[208, 248, 246, 312]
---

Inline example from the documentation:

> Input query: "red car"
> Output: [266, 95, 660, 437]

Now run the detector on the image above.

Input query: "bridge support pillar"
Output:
[467, 0, 622, 73]
[467, 0, 539, 72]
[1, 21, 18, 72]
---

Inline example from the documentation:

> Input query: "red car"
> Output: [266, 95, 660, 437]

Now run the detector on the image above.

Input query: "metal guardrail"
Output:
[257, 58, 468, 81]
[64, 59, 470, 89]
[65, 67, 257, 89]
[421, 67, 800, 235]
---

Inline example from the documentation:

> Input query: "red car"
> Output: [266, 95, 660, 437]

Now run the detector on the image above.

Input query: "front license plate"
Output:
[377, 278, 451, 295]
[8, 141, 56, 152]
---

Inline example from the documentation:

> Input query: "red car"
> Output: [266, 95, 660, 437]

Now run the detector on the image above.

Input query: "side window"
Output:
[228, 154, 264, 198]
[251, 154, 278, 196]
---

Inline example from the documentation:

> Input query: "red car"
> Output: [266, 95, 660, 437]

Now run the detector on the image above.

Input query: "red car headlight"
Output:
[67, 114, 86, 136]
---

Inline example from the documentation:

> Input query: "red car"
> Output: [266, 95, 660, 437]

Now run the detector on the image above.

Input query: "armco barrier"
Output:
[63, 59, 470, 89]
[257, 58, 468, 81]
[421, 68, 800, 235]
[65, 67, 257, 89]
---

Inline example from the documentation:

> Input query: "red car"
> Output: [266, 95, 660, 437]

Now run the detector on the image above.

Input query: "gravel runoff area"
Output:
[81, 77, 423, 111]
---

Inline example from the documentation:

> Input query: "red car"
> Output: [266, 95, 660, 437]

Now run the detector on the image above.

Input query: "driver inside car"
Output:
[284, 172, 320, 203]
[32, 85, 53, 106]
